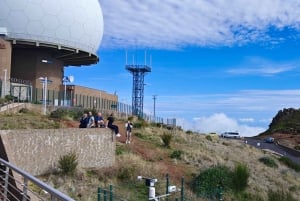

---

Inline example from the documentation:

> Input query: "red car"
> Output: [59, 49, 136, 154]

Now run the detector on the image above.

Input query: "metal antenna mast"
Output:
[126, 53, 151, 117]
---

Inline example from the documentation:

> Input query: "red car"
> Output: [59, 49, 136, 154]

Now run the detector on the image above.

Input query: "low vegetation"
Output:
[1, 107, 300, 200]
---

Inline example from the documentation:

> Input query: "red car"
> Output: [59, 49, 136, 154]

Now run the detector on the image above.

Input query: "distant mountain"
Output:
[262, 108, 300, 135]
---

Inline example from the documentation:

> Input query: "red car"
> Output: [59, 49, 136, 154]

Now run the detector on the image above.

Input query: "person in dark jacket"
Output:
[106, 113, 121, 137]
[79, 113, 88, 128]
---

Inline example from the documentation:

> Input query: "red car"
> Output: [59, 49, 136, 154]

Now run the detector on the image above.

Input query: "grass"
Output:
[2, 109, 300, 200]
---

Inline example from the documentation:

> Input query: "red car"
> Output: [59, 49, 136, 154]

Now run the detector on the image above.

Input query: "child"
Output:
[125, 120, 133, 144]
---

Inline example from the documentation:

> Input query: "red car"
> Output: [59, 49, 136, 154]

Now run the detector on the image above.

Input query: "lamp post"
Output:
[39, 77, 48, 115]
[62, 76, 74, 106]
[152, 95, 157, 122]
[3, 69, 7, 97]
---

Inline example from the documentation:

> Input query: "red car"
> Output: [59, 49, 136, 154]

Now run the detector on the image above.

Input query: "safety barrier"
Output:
[0, 158, 74, 201]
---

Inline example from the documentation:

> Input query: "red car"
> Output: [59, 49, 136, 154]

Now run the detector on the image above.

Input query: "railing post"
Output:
[181, 177, 184, 201]
[22, 177, 28, 201]
[3, 166, 9, 200]
[165, 173, 169, 201]
[103, 189, 107, 201]
[109, 185, 113, 201]
[98, 187, 101, 201]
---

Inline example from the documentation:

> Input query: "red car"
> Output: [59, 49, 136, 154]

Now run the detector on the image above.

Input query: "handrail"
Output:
[0, 158, 75, 201]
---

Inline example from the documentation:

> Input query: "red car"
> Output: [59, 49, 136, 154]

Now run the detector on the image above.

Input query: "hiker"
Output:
[106, 113, 121, 137]
[125, 120, 133, 144]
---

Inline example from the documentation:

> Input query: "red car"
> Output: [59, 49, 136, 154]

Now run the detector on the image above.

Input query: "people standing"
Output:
[125, 120, 133, 144]
[106, 113, 121, 137]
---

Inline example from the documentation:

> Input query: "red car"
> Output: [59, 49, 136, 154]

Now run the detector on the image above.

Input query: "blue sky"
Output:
[66, 0, 300, 136]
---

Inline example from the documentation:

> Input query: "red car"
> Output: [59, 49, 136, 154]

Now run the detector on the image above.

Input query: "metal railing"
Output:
[0, 158, 75, 201]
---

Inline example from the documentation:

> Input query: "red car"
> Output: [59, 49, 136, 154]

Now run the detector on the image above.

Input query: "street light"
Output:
[62, 76, 74, 106]
[3, 69, 7, 97]
[153, 95, 157, 122]
[39, 77, 48, 115]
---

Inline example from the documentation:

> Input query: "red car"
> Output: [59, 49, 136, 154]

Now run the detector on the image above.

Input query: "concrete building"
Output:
[0, 0, 118, 106]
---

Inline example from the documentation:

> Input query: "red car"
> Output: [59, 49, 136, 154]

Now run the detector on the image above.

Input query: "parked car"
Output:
[264, 137, 274, 143]
[221, 132, 241, 139]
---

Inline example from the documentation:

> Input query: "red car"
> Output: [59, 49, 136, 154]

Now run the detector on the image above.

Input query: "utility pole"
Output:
[153, 95, 157, 121]
[3, 69, 7, 97]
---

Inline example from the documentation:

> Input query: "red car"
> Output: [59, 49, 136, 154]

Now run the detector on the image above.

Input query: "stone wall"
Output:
[0, 128, 116, 176]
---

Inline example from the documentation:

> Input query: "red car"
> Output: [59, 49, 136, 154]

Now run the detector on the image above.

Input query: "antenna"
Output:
[150, 54, 152, 67]
[144, 50, 147, 65]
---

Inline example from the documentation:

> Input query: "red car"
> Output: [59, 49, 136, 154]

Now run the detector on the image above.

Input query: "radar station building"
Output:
[0, 0, 118, 108]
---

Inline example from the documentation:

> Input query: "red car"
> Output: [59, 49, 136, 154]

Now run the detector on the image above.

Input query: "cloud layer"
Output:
[99, 0, 300, 49]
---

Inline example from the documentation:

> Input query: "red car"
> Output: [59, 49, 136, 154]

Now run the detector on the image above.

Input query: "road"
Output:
[245, 138, 300, 165]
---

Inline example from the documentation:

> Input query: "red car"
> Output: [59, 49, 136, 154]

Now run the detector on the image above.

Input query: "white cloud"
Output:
[226, 57, 298, 76]
[177, 113, 265, 137]
[99, 0, 300, 49]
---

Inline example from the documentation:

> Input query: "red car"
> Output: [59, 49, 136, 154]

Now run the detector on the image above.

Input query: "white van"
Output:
[221, 132, 240, 139]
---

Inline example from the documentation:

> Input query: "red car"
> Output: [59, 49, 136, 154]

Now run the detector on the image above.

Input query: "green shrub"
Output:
[0, 98, 5, 105]
[205, 135, 213, 141]
[259, 157, 278, 168]
[58, 151, 78, 175]
[19, 108, 30, 114]
[294, 145, 300, 150]
[231, 163, 249, 192]
[192, 165, 233, 199]
[186, 130, 193, 134]
[116, 145, 126, 155]
[235, 192, 264, 201]
[117, 166, 136, 180]
[170, 150, 183, 159]
[279, 156, 300, 172]
[50, 108, 84, 120]
[161, 133, 172, 147]
[268, 189, 297, 201]
[133, 119, 148, 129]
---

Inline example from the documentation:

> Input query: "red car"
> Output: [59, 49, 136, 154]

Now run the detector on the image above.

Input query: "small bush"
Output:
[170, 150, 183, 159]
[133, 119, 148, 129]
[259, 157, 278, 168]
[19, 108, 30, 114]
[0, 98, 5, 105]
[117, 166, 136, 180]
[58, 151, 78, 175]
[279, 156, 300, 172]
[116, 145, 126, 155]
[205, 135, 213, 141]
[192, 165, 233, 199]
[294, 145, 300, 150]
[161, 133, 172, 147]
[231, 163, 249, 192]
[186, 130, 193, 134]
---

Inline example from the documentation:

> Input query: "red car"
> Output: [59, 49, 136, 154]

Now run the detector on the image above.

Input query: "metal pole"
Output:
[98, 187, 101, 201]
[64, 78, 66, 106]
[44, 77, 47, 115]
[3, 69, 7, 97]
[181, 177, 184, 201]
[153, 95, 157, 122]
[166, 173, 169, 201]
[109, 185, 113, 201]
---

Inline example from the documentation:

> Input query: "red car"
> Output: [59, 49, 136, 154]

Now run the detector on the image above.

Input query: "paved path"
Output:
[245, 138, 300, 164]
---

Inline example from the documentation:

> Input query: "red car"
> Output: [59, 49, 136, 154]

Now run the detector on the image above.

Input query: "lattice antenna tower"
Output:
[125, 50, 151, 117]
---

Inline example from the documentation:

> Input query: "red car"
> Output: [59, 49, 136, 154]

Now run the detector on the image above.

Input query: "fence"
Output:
[6, 82, 165, 124]
[0, 157, 75, 201]
[97, 174, 200, 201]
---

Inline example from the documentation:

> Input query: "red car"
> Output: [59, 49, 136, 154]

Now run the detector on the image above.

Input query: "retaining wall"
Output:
[0, 128, 115, 176]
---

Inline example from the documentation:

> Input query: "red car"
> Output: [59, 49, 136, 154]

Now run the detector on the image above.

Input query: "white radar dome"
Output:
[0, 0, 104, 54]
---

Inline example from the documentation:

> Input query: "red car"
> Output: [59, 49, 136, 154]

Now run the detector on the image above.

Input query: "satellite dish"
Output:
[68, 76, 74, 83]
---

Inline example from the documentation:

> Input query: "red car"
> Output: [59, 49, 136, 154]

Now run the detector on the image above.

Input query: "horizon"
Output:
[66, 0, 300, 137]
